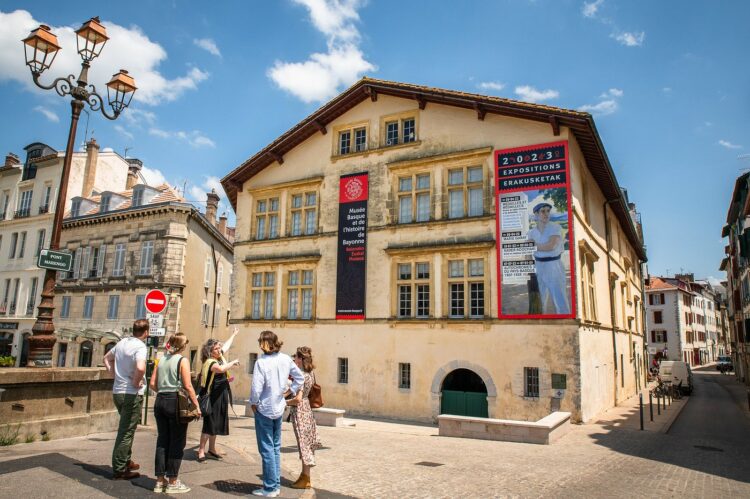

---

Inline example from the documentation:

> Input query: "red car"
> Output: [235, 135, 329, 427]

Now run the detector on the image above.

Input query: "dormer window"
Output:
[334, 122, 369, 156]
[382, 114, 417, 147]
[131, 185, 160, 207]
[22, 147, 41, 181]
[100, 194, 111, 213]
[71, 199, 82, 217]
[132, 188, 143, 207]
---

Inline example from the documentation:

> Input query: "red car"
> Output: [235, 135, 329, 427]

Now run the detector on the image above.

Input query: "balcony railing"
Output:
[26, 301, 35, 316]
[38, 204, 50, 214]
[14, 208, 31, 219]
[0, 302, 6, 315]
[8, 302, 16, 315]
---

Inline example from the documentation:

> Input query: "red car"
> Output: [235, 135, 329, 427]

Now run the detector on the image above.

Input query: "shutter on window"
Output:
[648, 294, 653, 305]
[97, 245, 106, 277]
[73, 248, 81, 278]
[650, 331, 655, 342]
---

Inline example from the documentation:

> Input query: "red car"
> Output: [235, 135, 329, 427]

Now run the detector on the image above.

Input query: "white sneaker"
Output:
[251, 488, 280, 497]
[165, 480, 191, 494]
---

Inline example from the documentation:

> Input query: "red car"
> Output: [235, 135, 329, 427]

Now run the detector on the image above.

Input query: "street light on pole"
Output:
[22, 17, 136, 366]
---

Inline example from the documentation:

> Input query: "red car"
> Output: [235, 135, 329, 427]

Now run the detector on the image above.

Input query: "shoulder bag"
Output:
[176, 357, 201, 423]
[198, 359, 217, 416]
[308, 372, 323, 409]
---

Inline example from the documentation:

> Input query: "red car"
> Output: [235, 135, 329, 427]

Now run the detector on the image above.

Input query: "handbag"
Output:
[176, 357, 201, 423]
[308, 372, 323, 409]
[198, 359, 217, 416]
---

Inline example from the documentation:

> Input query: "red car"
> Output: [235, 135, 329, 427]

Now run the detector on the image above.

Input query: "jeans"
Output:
[154, 392, 188, 478]
[255, 411, 282, 492]
[112, 393, 143, 473]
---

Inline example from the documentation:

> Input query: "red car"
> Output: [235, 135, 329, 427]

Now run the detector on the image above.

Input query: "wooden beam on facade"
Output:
[414, 94, 427, 110]
[474, 103, 486, 121]
[269, 151, 284, 165]
[312, 120, 327, 135]
[229, 180, 243, 192]
[549, 115, 560, 136]
[365, 86, 378, 102]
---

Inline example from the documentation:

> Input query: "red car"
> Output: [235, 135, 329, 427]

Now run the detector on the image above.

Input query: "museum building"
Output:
[221, 78, 647, 423]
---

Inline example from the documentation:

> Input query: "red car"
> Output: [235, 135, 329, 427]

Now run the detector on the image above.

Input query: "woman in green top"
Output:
[149, 333, 200, 494]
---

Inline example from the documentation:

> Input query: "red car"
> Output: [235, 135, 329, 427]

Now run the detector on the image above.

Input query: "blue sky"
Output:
[0, 0, 747, 282]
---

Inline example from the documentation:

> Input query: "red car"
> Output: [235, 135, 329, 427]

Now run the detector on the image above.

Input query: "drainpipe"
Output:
[603, 199, 619, 404]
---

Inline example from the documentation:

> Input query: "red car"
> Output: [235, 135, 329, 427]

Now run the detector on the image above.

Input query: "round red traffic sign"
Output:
[145, 289, 167, 314]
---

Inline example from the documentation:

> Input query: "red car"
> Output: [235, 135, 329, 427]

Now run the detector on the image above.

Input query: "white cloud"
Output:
[612, 31, 645, 47]
[606, 88, 623, 97]
[188, 175, 227, 207]
[114, 124, 134, 140]
[267, 0, 376, 103]
[0, 10, 209, 106]
[662, 87, 672, 93]
[478, 81, 505, 92]
[704, 121, 713, 127]
[514, 85, 559, 103]
[719, 140, 742, 150]
[582, 0, 604, 18]
[33, 105, 59, 122]
[148, 127, 215, 148]
[578, 99, 618, 115]
[141, 165, 168, 186]
[194, 38, 221, 57]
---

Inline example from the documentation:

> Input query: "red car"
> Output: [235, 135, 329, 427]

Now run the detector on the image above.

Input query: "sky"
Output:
[0, 0, 747, 283]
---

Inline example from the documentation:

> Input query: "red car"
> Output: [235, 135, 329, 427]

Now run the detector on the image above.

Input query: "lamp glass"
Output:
[75, 17, 109, 62]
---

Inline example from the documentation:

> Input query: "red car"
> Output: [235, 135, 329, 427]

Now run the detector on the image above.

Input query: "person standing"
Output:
[103, 319, 149, 480]
[149, 333, 200, 494]
[286, 347, 320, 490]
[250, 331, 304, 497]
[197, 329, 240, 461]
[527, 202, 570, 314]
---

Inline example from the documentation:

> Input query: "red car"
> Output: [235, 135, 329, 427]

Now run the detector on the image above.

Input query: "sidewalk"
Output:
[592, 386, 688, 433]
[0, 416, 313, 499]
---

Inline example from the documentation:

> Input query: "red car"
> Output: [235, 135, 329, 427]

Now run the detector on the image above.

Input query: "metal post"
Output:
[142, 344, 153, 425]
[649, 392, 653, 421]
[657, 394, 661, 416]
[639, 393, 644, 430]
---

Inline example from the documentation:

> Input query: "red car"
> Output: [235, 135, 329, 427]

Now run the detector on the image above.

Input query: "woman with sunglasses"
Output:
[197, 328, 240, 462]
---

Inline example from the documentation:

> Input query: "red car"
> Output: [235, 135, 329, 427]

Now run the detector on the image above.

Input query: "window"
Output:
[399, 362, 411, 389]
[649, 293, 665, 306]
[131, 188, 144, 207]
[134, 294, 145, 319]
[524, 367, 540, 398]
[354, 128, 367, 152]
[250, 272, 276, 319]
[396, 262, 431, 318]
[35, 229, 46, 257]
[290, 192, 318, 236]
[1, 279, 10, 315]
[255, 198, 280, 240]
[447, 166, 484, 219]
[397, 173, 430, 224]
[112, 243, 126, 277]
[580, 252, 598, 321]
[204, 256, 212, 288]
[653, 310, 663, 324]
[9, 232, 17, 259]
[22, 148, 40, 181]
[447, 258, 485, 318]
[70, 247, 82, 279]
[10, 279, 19, 315]
[286, 270, 315, 319]
[336, 123, 369, 155]
[88, 245, 105, 277]
[100, 193, 111, 213]
[338, 357, 349, 384]
[16, 190, 32, 218]
[41, 185, 52, 213]
[78, 341, 93, 367]
[60, 296, 71, 318]
[651, 330, 667, 343]
[104, 295, 119, 320]
[0, 190, 10, 219]
[57, 343, 67, 367]
[384, 116, 417, 146]
[83, 296, 94, 319]
[70, 199, 82, 217]
[248, 352, 259, 374]
[18, 232, 26, 259]
[217, 264, 223, 293]
[201, 302, 209, 325]
[213, 305, 221, 326]
[26, 277, 38, 316]
[338, 130, 351, 155]
[139, 241, 154, 275]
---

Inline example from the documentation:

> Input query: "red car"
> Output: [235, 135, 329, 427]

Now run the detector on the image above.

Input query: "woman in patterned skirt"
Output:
[286, 346, 319, 489]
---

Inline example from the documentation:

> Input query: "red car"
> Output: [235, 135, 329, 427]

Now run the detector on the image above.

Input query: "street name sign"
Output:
[145, 289, 167, 314]
[37, 249, 72, 272]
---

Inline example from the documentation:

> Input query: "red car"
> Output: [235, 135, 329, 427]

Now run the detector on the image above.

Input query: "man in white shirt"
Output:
[103, 319, 149, 480]
[250, 330, 304, 497]
[528, 202, 570, 314]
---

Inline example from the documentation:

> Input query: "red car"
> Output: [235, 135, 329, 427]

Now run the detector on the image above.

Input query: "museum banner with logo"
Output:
[336, 172, 369, 319]
[495, 140, 576, 319]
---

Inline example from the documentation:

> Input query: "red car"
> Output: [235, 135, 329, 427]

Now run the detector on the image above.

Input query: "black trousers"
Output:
[154, 392, 188, 478]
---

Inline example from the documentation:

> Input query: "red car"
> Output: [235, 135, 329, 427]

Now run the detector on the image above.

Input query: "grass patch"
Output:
[24, 432, 37, 443]
[0, 425, 21, 446]
[41, 430, 50, 441]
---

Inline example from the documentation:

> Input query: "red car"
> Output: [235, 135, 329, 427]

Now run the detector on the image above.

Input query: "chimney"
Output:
[206, 188, 219, 225]
[82, 138, 99, 198]
[126, 158, 142, 189]
[218, 212, 227, 236]
[4, 153, 20, 167]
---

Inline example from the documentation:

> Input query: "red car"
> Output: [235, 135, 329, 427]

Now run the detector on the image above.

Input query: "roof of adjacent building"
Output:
[68, 183, 182, 217]
[221, 77, 646, 261]
[647, 276, 691, 292]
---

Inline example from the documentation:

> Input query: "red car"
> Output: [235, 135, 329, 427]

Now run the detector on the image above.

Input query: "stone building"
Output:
[0, 140, 128, 366]
[53, 172, 234, 371]
[221, 78, 647, 423]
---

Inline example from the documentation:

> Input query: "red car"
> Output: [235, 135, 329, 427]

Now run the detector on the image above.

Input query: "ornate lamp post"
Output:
[22, 17, 136, 366]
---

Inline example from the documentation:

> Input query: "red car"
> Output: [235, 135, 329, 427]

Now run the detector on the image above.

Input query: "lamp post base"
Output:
[28, 269, 58, 367]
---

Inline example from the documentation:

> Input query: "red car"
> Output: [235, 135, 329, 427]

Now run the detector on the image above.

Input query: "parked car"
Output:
[716, 355, 733, 373]
[659, 361, 693, 395]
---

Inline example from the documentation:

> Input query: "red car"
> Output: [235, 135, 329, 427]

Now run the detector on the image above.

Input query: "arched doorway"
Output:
[440, 368, 488, 418]
[78, 341, 93, 367]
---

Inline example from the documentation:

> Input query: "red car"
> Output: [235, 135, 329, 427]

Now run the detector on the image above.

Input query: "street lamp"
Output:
[22, 17, 136, 366]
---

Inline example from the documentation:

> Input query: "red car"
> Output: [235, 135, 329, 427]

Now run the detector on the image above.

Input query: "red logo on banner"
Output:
[339, 174, 369, 203]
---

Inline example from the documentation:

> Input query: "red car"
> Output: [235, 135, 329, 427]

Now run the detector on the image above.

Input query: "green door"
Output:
[441, 390, 488, 418]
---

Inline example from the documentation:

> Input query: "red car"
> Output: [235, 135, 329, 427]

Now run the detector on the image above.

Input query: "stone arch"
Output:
[430, 360, 497, 419]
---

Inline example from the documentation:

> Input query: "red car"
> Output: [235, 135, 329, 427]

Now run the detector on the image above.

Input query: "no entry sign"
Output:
[145, 289, 167, 314]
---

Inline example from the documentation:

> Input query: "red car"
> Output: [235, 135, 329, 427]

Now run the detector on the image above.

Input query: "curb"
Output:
[660, 396, 690, 434]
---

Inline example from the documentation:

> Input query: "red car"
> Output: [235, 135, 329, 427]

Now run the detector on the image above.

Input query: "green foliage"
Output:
[41, 431, 50, 442]
[0, 425, 21, 446]
[542, 188, 568, 214]
[0, 355, 16, 367]
[24, 432, 36, 443]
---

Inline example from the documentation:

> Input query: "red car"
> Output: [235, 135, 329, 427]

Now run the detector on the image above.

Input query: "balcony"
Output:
[0, 302, 6, 315]
[14, 208, 31, 219]
[38, 204, 50, 215]
[8, 302, 16, 315]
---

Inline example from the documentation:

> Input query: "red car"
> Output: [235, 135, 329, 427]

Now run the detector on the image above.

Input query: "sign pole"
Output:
[143, 344, 152, 425]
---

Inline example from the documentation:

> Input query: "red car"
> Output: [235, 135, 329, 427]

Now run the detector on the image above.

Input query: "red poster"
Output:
[495, 141, 576, 319]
